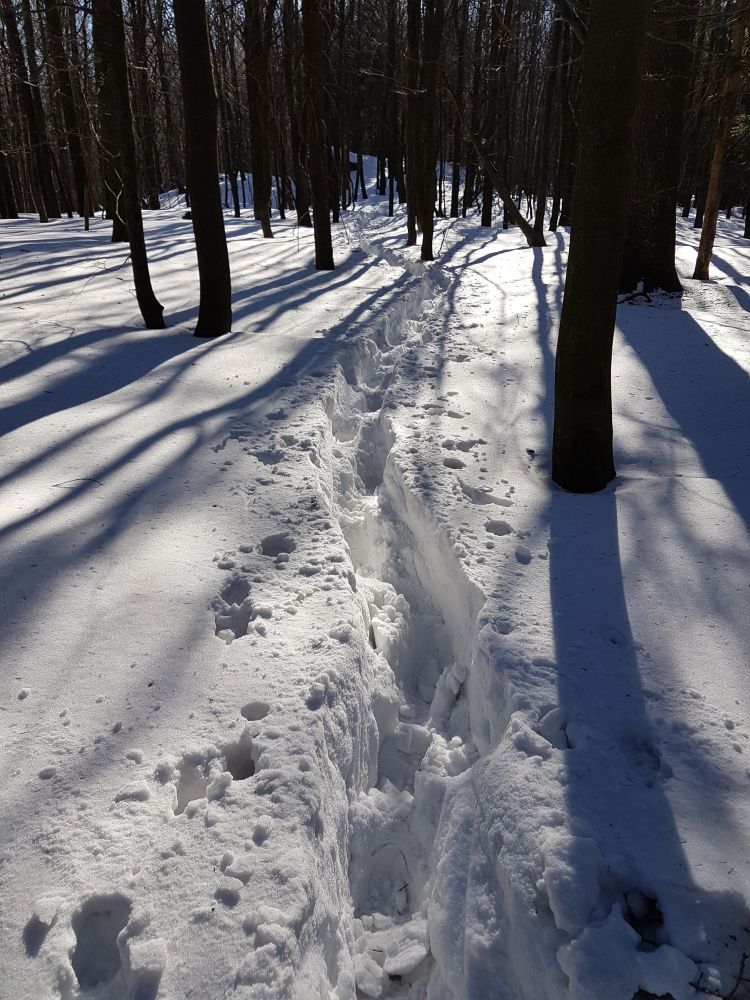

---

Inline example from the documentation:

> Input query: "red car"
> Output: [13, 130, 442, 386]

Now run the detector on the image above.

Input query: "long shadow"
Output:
[0, 327, 210, 438]
[531, 270, 750, 982]
[0, 250, 418, 623]
[620, 303, 750, 532]
[0, 233, 428, 855]
[0, 251, 371, 443]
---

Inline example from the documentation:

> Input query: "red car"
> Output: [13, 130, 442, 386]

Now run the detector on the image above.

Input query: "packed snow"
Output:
[1, 169, 749, 1000]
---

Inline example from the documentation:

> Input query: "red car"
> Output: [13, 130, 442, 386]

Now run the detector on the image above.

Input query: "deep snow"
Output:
[0, 176, 749, 1000]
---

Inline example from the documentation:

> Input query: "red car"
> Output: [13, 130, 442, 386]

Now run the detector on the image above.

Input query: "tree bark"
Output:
[245, 0, 276, 237]
[174, 0, 232, 336]
[693, 2, 749, 280]
[416, 0, 444, 260]
[93, 0, 165, 328]
[552, 0, 649, 493]
[302, 0, 334, 269]
[620, 0, 697, 294]
[42, 0, 87, 217]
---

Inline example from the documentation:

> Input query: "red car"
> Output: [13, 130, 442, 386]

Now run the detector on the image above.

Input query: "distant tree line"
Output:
[1, 0, 748, 258]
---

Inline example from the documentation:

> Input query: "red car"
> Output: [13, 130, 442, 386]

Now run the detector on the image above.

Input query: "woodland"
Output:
[0, 1, 749, 999]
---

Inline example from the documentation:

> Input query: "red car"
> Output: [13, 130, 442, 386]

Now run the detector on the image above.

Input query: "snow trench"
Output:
[320, 249, 488, 997]
[316, 235, 747, 1000]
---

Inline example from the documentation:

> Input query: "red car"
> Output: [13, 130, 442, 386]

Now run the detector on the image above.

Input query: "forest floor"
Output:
[0, 177, 749, 1000]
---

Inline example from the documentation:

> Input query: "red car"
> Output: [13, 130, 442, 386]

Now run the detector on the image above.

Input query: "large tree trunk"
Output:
[693, 2, 749, 280]
[620, 0, 697, 294]
[552, 0, 649, 493]
[174, 0, 232, 336]
[93, 0, 164, 328]
[302, 0, 333, 269]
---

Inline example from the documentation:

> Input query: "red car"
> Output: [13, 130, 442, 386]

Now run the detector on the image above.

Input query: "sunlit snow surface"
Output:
[0, 176, 749, 1000]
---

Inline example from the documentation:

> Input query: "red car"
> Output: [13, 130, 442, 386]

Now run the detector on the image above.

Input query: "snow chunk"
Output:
[558, 904, 697, 1000]
[114, 780, 151, 803]
[542, 835, 600, 934]
[123, 937, 168, 996]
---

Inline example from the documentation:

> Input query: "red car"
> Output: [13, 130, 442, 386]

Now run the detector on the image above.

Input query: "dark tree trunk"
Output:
[245, 0, 276, 238]
[154, 0, 181, 189]
[130, 0, 161, 209]
[532, 9, 563, 236]
[0, 0, 54, 221]
[693, 3, 749, 280]
[43, 0, 87, 217]
[174, 0, 232, 336]
[480, 0, 502, 228]
[92, 0, 128, 242]
[282, 0, 311, 228]
[450, 0, 468, 218]
[93, 0, 164, 328]
[620, 0, 697, 294]
[552, 0, 649, 493]
[302, 0, 333, 269]
[405, 0, 419, 245]
[416, 0, 445, 261]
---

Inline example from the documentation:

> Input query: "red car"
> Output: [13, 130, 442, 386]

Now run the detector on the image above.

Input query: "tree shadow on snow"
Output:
[530, 271, 750, 985]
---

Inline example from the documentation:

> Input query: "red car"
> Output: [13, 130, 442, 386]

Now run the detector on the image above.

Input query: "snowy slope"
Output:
[0, 184, 748, 1000]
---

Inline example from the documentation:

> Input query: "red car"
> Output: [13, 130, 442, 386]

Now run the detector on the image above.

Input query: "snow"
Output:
[0, 170, 749, 1000]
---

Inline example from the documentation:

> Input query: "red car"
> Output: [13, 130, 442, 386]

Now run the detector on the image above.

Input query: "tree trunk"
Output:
[302, 0, 333, 269]
[552, 0, 649, 493]
[174, 0, 232, 336]
[0, 0, 55, 221]
[282, 0, 312, 228]
[43, 0, 87, 217]
[245, 0, 276, 238]
[405, 0, 419, 245]
[417, 0, 445, 261]
[693, 3, 749, 280]
[532, 9, 563, 236]
[620, 0, 697, 294]
[93, 0, 164, 328]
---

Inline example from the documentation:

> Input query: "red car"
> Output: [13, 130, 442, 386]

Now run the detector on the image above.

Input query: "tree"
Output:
[244, 0, 276, 238]
[92, 0, 165, 329]
[0, 0, 58, 221]
[174, 0, 232, 337]
[416, 0, 445, 261]
[302, 0, 334, 270]
[693, 0, 750, 280]
[620, 0, 697, 294]
[552, 0, 649, 493]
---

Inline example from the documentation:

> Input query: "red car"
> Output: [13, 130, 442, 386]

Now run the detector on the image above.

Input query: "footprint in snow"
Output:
[442, 437, 487, 452]
[485, 519, 513, 536]
[212, 574, 253, 643]
[253, 448, 285, 466]
[70, 893, 132, 990]
[171, 732, 255, 816]
[259, 531, 297, 557]
[460, 479, 513, 507]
